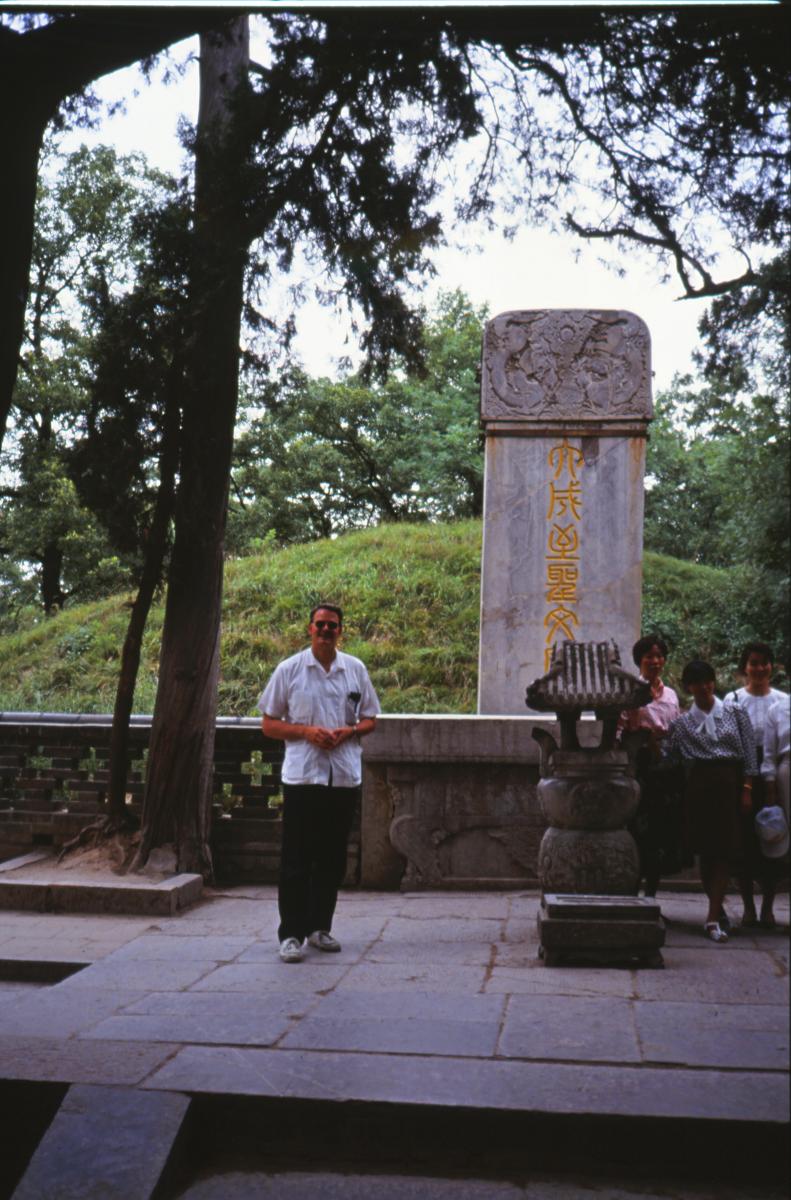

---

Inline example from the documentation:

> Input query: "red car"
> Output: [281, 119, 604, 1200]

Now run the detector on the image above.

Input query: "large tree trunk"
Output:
[105, 354, 183, 825]
[0, 103, 50, 449]
[41, 541, 66, 613]
[135, 18, 250, 876]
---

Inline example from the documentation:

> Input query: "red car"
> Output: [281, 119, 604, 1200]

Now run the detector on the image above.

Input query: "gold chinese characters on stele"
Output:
[477, 309, 653, 715]
[544, 438, 583, 670]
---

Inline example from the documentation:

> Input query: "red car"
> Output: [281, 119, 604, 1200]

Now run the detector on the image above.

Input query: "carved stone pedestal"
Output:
[536, 748, 641, 895]
[538, 893, 665, 968]
[528, 642, 662, 966]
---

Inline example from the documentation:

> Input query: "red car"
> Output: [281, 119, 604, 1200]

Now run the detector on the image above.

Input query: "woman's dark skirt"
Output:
[684, 760, 744, 859]
[740, 749, 785, 883]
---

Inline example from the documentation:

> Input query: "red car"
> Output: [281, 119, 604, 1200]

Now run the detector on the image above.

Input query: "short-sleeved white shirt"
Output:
[257, 647, 381, 786]
[724, 687, 787, 743]
[762, 695, 790, 779]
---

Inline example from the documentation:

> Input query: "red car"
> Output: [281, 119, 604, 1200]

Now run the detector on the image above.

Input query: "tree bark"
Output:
[41, 542, 66, 613]
[105, 353, 183, 825]
[135, 17, 250, 876]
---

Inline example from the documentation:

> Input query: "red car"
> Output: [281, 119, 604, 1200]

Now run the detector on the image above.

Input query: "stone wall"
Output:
[0, 712, 557, 889]
[0, 712, 706, 891]
[362, 714, 559, 889]
[0, 714, 293, 882]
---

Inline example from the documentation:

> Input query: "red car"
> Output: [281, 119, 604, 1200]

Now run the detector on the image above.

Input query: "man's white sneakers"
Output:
[308, 930, 342, 952]
[279, 937, 305, 963]
[279, 931, 341, 961]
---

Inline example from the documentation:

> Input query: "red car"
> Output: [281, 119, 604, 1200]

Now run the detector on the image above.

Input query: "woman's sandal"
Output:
[704, 922, 729, 943]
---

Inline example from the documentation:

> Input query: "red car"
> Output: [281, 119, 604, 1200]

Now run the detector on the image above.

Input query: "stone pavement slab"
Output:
[380, 915, 506, 942]
[335, 962, 490, 992]
[633, 999, 789, 1070]
[398, 895, 513, 918]
[364, 939, 496, 965]
[498, 994, 641, 1062]
[485, 963, 637, 996]
[630, 947, 788, 1004]
[0, 1035, 178, 1085]
[12, 1083, 189, 1200]
[122, 990, 315, 1021]
[0, 987, 146, 1039]
[279, 1013, 502, 1057]
[189, 961, 350, 993]
[100, 933, 257, 962]
[51, 957, 218, 992]
[0, 884, 786, 1192]
[81, 1010, 295, 1047]
[307, 990, 506, 1023]
[142, 1044, 789, 1125]
[87, 991, 314, 1046]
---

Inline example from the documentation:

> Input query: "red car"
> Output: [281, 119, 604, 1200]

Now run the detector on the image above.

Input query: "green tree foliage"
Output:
[0, 9, 228, 447]
[645, 375, 789, 666]
[1, 140, 175, 615]
[67, 185, 191, 565]
[228, 291, 485, 549]
[2, 7, 788, 448]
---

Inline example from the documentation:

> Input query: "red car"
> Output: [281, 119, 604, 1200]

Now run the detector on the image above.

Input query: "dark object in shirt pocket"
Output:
[346, 691, 362, 726]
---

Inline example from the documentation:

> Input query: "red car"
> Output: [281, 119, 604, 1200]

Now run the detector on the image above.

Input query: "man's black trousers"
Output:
[278, 783, 359, 942]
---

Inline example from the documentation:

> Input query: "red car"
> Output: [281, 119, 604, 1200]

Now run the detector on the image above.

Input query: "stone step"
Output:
[5, 1070, 788, 1199]
[0, 861, 203, 916]
[11, 1084, 190, 1200]
[141, 1049, 790, 1188]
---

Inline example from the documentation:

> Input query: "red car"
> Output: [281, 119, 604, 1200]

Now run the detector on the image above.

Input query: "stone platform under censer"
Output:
[538, 893, 666, 968]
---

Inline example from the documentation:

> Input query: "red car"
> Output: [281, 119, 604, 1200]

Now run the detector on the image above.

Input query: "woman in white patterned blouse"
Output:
[724, 642, 788, 929]
[663, 660, 758, 943]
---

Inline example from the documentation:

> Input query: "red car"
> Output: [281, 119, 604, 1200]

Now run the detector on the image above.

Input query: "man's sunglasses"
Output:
[314, 620, 340, 631]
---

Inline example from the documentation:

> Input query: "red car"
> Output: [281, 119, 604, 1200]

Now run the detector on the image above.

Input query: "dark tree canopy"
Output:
[3, 5, 787, 446]
[0, 7, 230, 450]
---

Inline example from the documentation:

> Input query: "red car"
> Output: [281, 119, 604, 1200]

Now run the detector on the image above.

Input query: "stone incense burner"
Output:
[527, 639, 651, 895]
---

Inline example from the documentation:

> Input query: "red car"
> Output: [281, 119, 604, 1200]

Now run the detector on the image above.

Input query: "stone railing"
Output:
[362, 714, 551, 889]
[1, 711, 708, 891]
[0, 711, 608, 890]
[0, 713, 297, 883]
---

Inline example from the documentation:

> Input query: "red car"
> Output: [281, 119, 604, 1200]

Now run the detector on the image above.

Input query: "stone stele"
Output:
[477, 309, 653, 714]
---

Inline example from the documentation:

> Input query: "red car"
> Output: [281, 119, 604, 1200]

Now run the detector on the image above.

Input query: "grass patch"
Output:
[0, 521, 780, 715]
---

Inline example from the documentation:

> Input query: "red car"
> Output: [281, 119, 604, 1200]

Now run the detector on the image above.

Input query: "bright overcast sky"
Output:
[57, 27, 731, 395]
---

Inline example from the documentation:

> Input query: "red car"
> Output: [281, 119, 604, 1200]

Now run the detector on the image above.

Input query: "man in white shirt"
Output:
[257, 604, 380, 962]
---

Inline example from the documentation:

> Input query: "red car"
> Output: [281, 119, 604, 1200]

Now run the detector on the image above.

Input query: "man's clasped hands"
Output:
[303, 724, 356, 750]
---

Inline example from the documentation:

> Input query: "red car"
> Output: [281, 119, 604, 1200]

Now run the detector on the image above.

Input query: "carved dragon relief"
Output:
[481, 309, 652, 423]
[386, 768, 541, 887]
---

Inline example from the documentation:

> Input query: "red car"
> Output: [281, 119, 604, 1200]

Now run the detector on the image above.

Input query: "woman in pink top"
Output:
[620, 635, 682, 896]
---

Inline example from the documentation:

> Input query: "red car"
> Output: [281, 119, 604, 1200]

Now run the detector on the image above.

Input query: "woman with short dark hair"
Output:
[619, 634, 681, 896]
[724, 642, 787, 929]
[663, 660, 758, 942]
